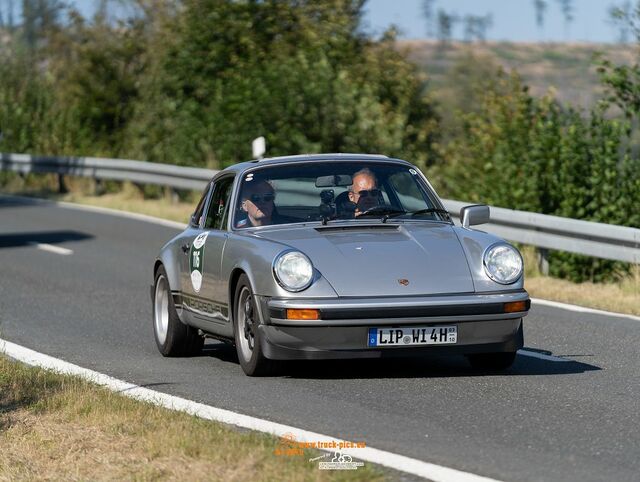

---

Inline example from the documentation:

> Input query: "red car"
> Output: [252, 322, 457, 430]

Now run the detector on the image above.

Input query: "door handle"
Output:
[181, 243, 190, 254]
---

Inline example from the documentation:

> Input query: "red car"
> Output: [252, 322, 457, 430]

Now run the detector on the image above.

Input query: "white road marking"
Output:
[31, 243, 73, 256]
[56, 200, 187, 230]
[0, 338, 501, 482]
[3, 194, 187, 230]
[518, 349, 570, 363]
[531, 298, 640, 322]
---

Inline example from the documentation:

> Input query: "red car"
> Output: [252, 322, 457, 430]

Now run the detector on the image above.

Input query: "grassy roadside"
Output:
[1, 174, 639, 316]
[0, 355, 384, 481]
[520, 247, 640, 316]
[1, 175, 197, 224]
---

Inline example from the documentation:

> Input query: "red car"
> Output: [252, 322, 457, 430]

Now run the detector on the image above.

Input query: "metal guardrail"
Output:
[0, 153, 213, 191]
[442, 200, 640, 264]
[1, 152, 639, 264]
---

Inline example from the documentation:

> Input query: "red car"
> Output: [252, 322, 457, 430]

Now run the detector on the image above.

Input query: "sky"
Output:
[362, 0, 623, 43]
[1, 0, 628, 44]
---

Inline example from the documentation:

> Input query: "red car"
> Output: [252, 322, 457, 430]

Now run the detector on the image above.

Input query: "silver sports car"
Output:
[152, 154, 529, 376]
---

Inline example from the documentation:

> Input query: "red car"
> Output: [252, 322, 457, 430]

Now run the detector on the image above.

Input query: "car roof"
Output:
[220, 153, 413, 176]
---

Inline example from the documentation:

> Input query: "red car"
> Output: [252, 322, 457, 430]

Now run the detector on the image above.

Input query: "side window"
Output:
[388, 171, 430, 211]
[192, 183, 212, 227]
[204, 177, 235, 230]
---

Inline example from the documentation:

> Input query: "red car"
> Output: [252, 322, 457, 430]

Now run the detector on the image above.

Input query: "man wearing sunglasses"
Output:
[238, 180, 277, 227]
[348, 168, 383, 217]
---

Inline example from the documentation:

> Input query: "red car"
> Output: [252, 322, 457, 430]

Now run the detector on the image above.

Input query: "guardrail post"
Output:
[57, 173, 68, 194]
[94, 178, 104, 195]
[538, 248, 549, 276]
[169, 187, 179, 204]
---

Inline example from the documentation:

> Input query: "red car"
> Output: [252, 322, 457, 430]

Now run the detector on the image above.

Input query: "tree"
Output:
[129, 0, 440, 167]
[0, 0, 15, 28]
[608, 1, 632, 43]
[437, 68, 639, 281]
[46, 9, 148, 155]
[21, 0, 65, 49]
[533, 0, 547, 32]
[422, 0, 436, 38]
[555, 0, 574, 38]
[597, 4, 640, 118]
[9, 0, 14, 29]
[462, 13, 493, 42]
[436, 9, 458, 44]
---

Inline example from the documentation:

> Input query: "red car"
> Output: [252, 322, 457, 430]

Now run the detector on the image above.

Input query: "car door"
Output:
[182, 175, 235, 334]
[178, 181, 212, 307]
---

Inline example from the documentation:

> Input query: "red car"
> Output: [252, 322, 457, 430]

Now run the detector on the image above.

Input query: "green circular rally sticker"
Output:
[189, 232, 208, 293]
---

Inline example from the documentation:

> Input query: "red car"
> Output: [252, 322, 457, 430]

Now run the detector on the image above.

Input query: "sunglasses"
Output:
[248, 193, 275, 203]
[354, 189, 381, 198]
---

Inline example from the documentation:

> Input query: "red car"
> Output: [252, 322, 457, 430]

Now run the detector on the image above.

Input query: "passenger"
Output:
[237, 180, 276, 227]
[348, 168, 382, 217]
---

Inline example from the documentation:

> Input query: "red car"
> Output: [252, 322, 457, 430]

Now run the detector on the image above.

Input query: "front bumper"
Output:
[256, 291, 529, 360]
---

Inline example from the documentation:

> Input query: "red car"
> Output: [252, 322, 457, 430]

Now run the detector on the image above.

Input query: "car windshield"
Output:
[233, 161, 449, 229]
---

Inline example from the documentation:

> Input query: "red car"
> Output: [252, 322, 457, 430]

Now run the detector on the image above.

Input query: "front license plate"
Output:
[367, 325, 457, 347]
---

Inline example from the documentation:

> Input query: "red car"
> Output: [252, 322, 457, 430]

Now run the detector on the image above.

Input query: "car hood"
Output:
[256, 223, 475, 296]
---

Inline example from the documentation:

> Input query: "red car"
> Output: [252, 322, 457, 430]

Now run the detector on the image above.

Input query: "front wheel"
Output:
[234, 274, 278, 376]
[153, 265, 203, 356]
[466, 351, 517, 371]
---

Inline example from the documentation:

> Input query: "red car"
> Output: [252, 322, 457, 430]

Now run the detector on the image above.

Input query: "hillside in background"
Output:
[401, 40, 637, 109]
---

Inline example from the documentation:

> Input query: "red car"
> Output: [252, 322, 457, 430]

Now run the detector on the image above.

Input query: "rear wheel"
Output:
[153, 265, 203, 356]
[466, 351, 517, 371]
[234, 274, 277, 376]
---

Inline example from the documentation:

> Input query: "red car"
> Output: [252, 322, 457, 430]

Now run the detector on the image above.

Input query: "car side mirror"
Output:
[190, 214, 199, 227]
[460, 204, 489, 228]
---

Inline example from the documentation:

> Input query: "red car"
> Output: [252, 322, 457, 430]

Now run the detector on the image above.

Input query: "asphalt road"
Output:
[1, 195, 638, 482]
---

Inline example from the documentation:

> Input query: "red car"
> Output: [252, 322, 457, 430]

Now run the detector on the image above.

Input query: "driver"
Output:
[348, 168, 382, 217]
[237, 180, 276, 227]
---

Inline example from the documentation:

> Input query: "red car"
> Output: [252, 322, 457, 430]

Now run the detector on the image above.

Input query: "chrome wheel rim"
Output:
[237, 286, 255, 362]
[154, 275, 169, 345]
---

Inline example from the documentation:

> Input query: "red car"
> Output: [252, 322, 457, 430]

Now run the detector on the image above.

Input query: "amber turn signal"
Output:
[286, 309, 320, 320]
[504, 301, 529, 313]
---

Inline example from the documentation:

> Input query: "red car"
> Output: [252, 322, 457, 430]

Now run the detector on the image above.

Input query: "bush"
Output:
[436, 69, 639, 282]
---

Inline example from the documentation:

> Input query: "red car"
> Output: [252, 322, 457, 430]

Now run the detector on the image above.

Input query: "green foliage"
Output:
[1, 0, 439, 169]
[430, 52, 503, 142]
[436, 69, 639, 282]
[130, 0, 438, 168]
[597, 57, 640, 120]
[47, 11, 148, 156]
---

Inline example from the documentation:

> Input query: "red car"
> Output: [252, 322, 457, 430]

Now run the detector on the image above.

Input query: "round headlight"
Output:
[273, 251, 314, 292]
[483, 244, 523, 284]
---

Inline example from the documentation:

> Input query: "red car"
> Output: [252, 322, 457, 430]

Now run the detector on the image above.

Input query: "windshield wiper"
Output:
[357, 206, 407, 221]
[383, 208, 452, 222]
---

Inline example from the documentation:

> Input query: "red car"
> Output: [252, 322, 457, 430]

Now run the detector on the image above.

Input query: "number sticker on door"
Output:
[189, 232, 208, 293]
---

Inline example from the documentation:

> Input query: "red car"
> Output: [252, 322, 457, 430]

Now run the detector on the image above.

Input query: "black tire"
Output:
[466, 351, 517, 371]
[153, 265, 204, 356]
[233, 274, 278, 376]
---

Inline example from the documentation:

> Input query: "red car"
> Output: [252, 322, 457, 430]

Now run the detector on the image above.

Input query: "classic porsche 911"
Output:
[152, 154, 529, 376]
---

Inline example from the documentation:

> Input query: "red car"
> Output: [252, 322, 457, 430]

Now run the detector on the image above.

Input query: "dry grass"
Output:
[1, 173, 195, 223]
[521, 246, 640, 316]
[62, 189, 194, 224]
[0, 356, 384, 481]
[400, 40, 636, 109]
